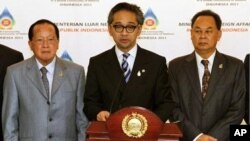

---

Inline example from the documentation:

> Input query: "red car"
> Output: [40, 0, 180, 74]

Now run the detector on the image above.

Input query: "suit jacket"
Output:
[0, 44, 23, 140]
[84, 46, 174, 122]
[2, 56, 88, 141]
[168, 51, 245, 141]
[244, 54, 249, 124]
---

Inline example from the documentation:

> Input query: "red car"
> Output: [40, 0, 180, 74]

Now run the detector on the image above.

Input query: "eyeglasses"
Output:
[112, 24, 139, 33]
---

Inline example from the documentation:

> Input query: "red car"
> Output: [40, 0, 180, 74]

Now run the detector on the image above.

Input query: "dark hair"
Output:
[191, 10, 222, 30]
[107, 2, 144, 25]
[28, 19, 59, 41]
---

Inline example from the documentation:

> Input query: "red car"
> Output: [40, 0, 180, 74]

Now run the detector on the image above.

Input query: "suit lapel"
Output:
[26, 56, 48, 99]
[204, 51, 225, 103]
[127, 46, 148, 84]
[185, 52, 203, 103]
[51, 58, 66, 95]
[102, 47, 125, 88]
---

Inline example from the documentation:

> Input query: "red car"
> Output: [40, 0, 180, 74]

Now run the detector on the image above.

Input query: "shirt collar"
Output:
[36, 57, 56, 74]
[115, 44, 137, 58]
[195, 51, 216, 67]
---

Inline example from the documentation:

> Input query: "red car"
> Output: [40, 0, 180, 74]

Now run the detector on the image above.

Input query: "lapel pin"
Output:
[59, 71, 63, 77]
[137, 71, 141, 77]
[219, 64, 223, 69]
[142, 69, 145, 73]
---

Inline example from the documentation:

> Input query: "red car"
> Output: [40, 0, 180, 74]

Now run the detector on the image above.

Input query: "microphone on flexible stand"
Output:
[109, 73, 125, 114]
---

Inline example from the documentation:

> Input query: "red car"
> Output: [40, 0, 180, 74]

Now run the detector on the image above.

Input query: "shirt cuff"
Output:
[193, 133, 203, 141]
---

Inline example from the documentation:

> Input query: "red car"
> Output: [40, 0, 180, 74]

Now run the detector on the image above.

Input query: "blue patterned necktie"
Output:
[201, 60, 210, 98]
[40, 67, 50, 98]
[122, 53, 131, 83]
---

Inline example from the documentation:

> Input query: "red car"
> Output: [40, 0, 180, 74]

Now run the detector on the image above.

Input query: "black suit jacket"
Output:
[169, 51, 245, 141]
[244, 54, 249, 124]
[84, 46, 174, 122]
[0, 44, 23, 140]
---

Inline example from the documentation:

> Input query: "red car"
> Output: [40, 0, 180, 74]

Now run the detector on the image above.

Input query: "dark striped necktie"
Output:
[121, 53, 131, 83]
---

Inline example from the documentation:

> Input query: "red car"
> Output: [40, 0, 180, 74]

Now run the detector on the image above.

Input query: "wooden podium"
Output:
[86, 106, 182, 141]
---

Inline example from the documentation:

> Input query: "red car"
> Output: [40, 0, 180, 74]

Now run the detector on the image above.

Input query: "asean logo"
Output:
[143, 8, 159, 30]
[0, 7, 15, 30]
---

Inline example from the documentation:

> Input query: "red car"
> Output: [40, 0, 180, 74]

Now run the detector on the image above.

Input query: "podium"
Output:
[86, 106, 182, 141]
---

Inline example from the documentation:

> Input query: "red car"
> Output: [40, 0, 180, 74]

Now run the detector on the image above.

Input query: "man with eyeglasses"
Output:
[84, 2, 174, 122]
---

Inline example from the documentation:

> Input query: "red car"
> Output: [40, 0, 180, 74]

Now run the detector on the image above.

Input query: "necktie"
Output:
[121, 53, 131, 83]
[40, 67, 50, 98]
[201, 60, 210, 98]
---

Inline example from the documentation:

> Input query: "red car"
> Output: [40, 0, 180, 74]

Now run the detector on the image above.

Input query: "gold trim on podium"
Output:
[122, 112, 148, 138]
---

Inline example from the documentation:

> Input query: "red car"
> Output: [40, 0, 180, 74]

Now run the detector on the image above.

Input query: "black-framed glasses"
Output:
[112, 24, 139, 33]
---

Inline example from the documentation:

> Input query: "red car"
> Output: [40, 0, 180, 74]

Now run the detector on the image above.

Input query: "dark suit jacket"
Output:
[244, 54, 249, 124]
[84, 46, 174, 122]
[0, 44, 23, 140]
[169, 51, 245, 141]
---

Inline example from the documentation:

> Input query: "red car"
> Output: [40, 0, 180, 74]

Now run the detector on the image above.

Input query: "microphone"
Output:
[109, 73, 125, 114]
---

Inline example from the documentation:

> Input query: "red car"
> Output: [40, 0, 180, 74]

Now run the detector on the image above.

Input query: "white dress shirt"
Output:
[195, 51, 215, 90]
[115, 44, 137, 71]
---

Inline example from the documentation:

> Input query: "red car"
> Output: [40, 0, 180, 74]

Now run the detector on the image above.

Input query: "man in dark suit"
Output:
[2, 19, 88, 141]
[0, 44, 23, 140]
[84, 2, 174, 122]
[244, 54, 249, 124]
[169, 10, 245, 141]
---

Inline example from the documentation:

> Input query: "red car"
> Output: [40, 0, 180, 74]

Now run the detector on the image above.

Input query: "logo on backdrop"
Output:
[139, 8, 174, 40]
[0, 7, 15, 30]
[0, 7, 26, 41]
[143, 8, 159, 30]
[61, 50, 73, 62]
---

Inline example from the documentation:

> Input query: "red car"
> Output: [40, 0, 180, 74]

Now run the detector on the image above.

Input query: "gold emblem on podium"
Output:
[122, 112, 148, 138]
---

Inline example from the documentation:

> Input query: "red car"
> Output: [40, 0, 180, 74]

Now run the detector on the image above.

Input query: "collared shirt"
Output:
[36, 57, 56, 101]
[115, 45, 137, 71]
[195, 51, 216, 90]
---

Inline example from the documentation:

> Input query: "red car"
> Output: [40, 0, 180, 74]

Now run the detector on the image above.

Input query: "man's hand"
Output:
[197, 134, 217, 141]
[96, 111, 110, 121]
